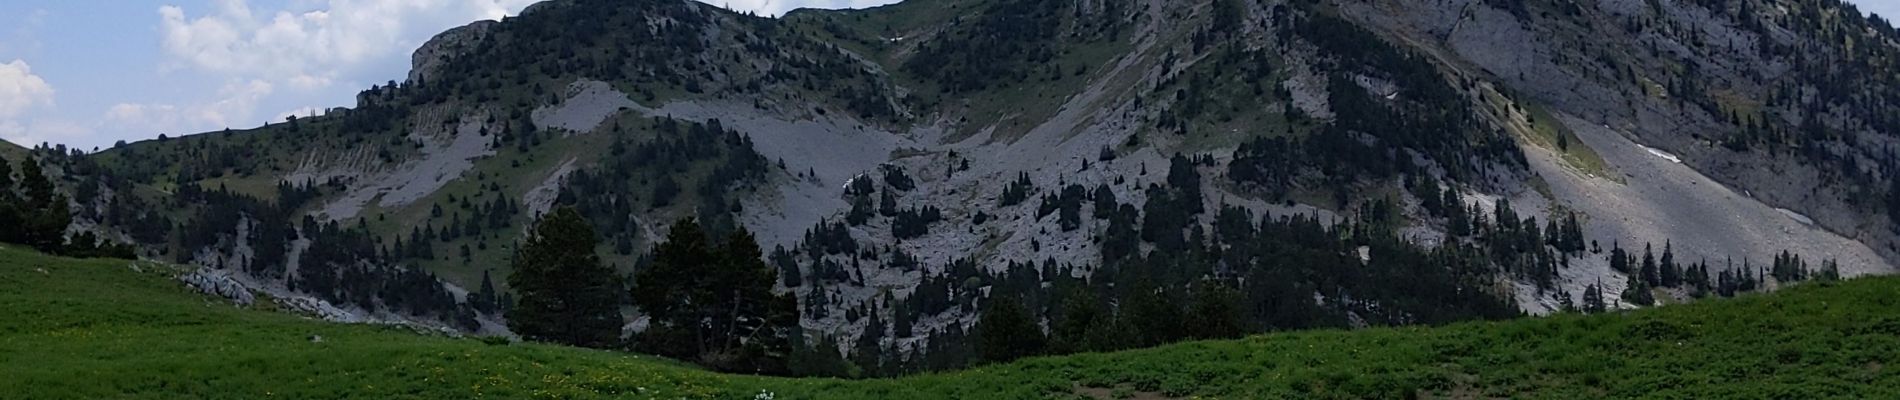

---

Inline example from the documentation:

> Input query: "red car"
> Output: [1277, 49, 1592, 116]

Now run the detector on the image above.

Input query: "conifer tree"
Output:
[1659, 241, 1680, 287]
[633, 218, 796, 374]
[976, 296, 1044, 363]
[1582, 280, 1607, 313]
[1183, 284, 1245, 340]
[1640, 243, 1660, 287]
[506, 207, 624, 348]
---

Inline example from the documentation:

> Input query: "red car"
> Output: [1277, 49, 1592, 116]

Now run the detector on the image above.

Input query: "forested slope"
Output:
[2, 246, 1895, 399]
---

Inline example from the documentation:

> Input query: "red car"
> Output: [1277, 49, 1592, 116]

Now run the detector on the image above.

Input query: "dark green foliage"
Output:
[1050, 289, 1122, 354]
[1640, 243, 1660, 288]
[473, 270, 501, 314]
[1621, 277, 1655, 307]
[901, 0, 1124, 93]
[787, 333, 853, 378]
[0, 156, 134, 259]
[507, 207, 623, 348]
[564, 117, 770, 255]
[294, 215, 471, 328]
[12, 158, 71, 252]
[771, 245, 801, 287]
[1038, 184, 1088, 231]
[975, 296, 1044, 364]
[633, 218, 797, 374]
[881, 166, 914, 192]
[10, 245, 1900, 398]
[999, 172, 1033, 207]
[1261, 13, 1523, 186]
[1182, 283, 1245, 340]
[890, 206, 943, 240]
[1581, 281, 1608, 313]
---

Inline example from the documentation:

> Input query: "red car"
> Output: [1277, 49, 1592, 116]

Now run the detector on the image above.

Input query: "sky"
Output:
[0, 0, 1894, 151]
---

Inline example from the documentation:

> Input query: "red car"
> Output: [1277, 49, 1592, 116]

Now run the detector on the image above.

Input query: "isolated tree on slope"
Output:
[507, 207, 624, 348]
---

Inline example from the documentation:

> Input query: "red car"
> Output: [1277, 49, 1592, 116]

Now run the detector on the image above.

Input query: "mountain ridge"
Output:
[8, 0, 1897, 375]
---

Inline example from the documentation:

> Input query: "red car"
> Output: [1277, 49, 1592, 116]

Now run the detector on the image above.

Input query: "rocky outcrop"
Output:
[408, 20, 497, 85]
[181, 269, 256, 306]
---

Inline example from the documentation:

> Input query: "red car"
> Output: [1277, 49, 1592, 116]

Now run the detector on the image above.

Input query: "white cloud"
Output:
[0, 119, 93, 149]
[158, 0, 543, 91]
[105, 79, 274, 137]
[0, 59, 62, 147]
[135, 0, 543, 142]
[1855, 1, 1900, 24]
[0, 60, 54, 119]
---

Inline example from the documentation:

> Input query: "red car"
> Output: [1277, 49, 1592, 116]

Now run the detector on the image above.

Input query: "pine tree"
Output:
[15, 158, 70, 252]
[1052, 289, 1107, 353]
[975, 296, 1044, 364]
[1609, 242, 1630, 273]
[0, 155, 19, 245]
[475, 270, 499, 314]
[1640, 243, 1660, 287]
[506, 207, 624, 348]
[1620, 277, 1654, 307]
[1582, 280, 1607, 313]
[633, 218, 796, 374]
[1182, 284, 1245, 340]
[1659, 241, 1680, 287]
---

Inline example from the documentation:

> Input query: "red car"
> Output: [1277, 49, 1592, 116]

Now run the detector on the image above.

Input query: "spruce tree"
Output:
[1183, 284, 1245, 340]
[1659, 241, 1680, 287]
[16, 158, 69, 252]
[1640, 243, 1660, 287]
[475, 270, 499, 314]
[633, 218, 796, 374]
[0, 156, 18, 245]
[506, 207, 624, 348]
[1052, 289, 1106, 353]
[1582, 281, 1607, 313]
[975, 296, 1044, 363]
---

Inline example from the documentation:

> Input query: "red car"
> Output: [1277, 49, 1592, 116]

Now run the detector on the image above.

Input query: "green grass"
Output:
[0, 139, 28, 161]
[3, 245, 1898, 399]
[1483, 87, 1615, 180]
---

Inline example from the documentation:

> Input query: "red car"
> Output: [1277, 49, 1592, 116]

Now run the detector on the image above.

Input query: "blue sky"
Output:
[0, 0, 1894, 150]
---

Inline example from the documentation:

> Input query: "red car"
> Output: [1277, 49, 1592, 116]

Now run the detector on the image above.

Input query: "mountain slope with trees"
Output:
[10, 0, 1899, 378]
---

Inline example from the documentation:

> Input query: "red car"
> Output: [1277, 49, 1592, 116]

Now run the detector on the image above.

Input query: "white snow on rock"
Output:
[1636, 143, 1683, 164]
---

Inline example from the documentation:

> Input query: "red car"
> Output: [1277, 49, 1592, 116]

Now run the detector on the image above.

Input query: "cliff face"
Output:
[1344, 0, 1900, 254]
[408, 20, 498, 85]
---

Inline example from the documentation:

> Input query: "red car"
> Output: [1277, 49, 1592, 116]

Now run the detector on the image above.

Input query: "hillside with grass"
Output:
[4, 246, 1895, 399]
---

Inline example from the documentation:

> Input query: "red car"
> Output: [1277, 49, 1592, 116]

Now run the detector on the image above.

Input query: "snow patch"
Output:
[1776, 208, 1814, 226]
[1636, 143, 1682, 164]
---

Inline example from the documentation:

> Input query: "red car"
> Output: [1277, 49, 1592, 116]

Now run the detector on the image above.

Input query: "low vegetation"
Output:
[3, 245, 1894, 399]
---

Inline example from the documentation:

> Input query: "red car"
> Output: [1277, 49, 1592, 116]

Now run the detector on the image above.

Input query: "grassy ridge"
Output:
[1, 246, 1895, 399]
